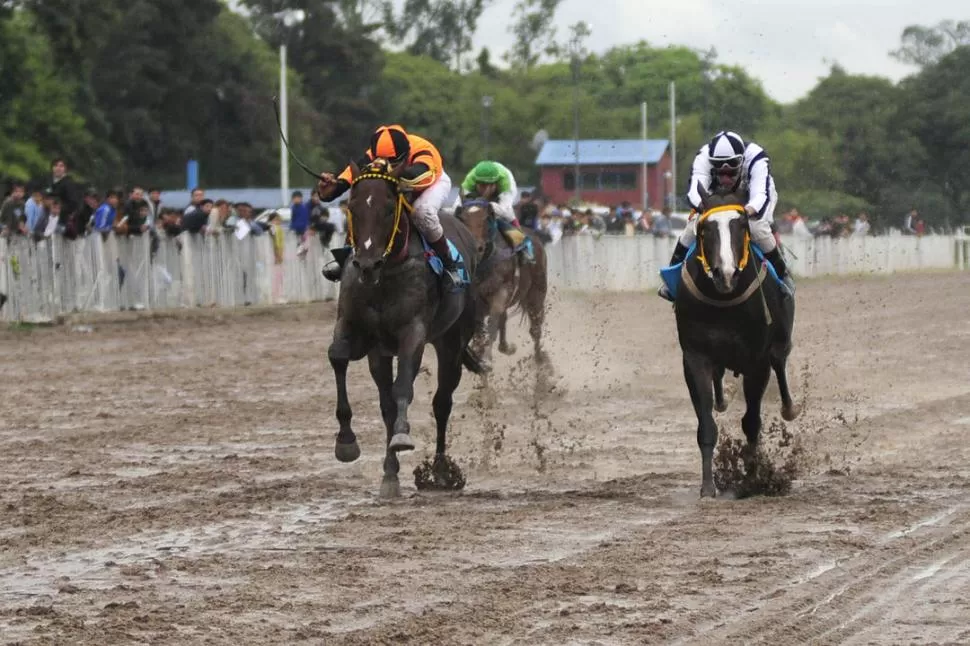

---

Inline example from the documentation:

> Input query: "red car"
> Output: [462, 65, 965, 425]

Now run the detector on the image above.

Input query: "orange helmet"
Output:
[369, 125, 411, 165]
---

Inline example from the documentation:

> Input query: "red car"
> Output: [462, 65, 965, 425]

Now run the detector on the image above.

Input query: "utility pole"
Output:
[641, 101, 648, 211]
[482, 95, 493, 158]
[669, 81, 677, 211]
[279, 44, 289, 206]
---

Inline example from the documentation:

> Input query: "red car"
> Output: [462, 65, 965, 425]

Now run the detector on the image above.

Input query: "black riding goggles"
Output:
[712, 157, 743, 170]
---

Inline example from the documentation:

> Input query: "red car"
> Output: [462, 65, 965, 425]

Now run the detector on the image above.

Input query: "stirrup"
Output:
[322, 261, 343, 282]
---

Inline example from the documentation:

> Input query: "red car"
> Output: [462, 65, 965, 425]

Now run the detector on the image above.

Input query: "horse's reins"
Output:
[681, 204, 772, 323]
[347, 169, 414, 262]
[694, 204, 751, 277]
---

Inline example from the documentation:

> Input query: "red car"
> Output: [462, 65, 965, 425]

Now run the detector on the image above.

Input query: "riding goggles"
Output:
[712, 156, 743, 171]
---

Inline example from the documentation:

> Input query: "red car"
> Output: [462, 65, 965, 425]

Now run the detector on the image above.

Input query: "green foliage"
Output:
[891, 20, 970, 67]
[0, 9, 91, 181]
[2, 0, 970, 232]
[381, 0, 491, 71]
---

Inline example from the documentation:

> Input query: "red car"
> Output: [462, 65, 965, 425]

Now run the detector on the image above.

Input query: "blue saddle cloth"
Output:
[419, 233, 471, 288]
[659, 243, 783, 300]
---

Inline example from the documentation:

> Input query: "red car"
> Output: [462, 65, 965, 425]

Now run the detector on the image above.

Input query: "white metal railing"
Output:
[0, 231, 342, 323]
[1, 231, 965, 321]
[544, 233, 967, 291]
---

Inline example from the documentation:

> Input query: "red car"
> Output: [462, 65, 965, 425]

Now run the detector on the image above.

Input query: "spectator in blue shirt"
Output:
[289, 190, 310, 237]
[24, 185, 45, 233]
[93, 190, 121, 234]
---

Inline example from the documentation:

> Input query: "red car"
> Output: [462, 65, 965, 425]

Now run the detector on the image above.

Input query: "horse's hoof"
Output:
[499, 342, 517, 356]
[714, 400, 728, 413]
[782, 404, 801, 422]
[334, 440, 361, 463]
[380, 476, 401, 498]
[389, 433, 415, 452]
[700, 482, 717, 499]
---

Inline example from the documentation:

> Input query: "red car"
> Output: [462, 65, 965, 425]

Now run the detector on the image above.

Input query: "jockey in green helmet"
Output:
[457, 160, 535, 263]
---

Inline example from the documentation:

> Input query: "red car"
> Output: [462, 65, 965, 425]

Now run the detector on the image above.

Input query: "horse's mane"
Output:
[702, 189, 748, 210]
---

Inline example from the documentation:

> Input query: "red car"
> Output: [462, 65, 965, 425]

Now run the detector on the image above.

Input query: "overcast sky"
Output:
[465, 0, 962, 103]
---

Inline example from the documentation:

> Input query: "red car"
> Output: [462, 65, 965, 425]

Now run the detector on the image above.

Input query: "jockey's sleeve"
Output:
[497, 166, 513, 195]
[493, 191, 516, 222]
[400, 162, 432, 184]
[685, 146, 712, 210]
[745, 150, 772, 218]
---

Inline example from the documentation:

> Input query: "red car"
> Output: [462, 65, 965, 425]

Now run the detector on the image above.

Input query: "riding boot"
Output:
[322, 245, 352, 282]
[764, 248, 795, 297]
[430, 236, 464, 291]
[658, 242, 689, 301]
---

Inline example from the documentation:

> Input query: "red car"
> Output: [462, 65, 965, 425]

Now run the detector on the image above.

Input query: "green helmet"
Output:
[471, 160, 502, 184]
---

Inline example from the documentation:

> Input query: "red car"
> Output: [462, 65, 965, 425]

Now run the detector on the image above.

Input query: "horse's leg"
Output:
[524, 254, 548, 365]
[388, 322, 427, 452]
[683, 352, 717, 498]
[742, 363, 771, 446]
[713, 365, 728, 412]
[773, 356, 801, 421]
[497, 311, 516, 355]
[430, 334, 466, 489]
[329, 324, 362, 463]
[368, 350, 400, 498]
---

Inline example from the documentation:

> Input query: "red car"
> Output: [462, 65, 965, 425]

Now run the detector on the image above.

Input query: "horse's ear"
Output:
[696, 182, 711, 210]
[349, 160, 360, 182]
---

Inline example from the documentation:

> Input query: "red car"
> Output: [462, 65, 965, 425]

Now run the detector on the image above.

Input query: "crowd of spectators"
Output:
[0, 159, 340, 254]
[1, 160, 937, 256]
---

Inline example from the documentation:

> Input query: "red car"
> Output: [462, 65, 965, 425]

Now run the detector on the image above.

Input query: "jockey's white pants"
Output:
[412, 171, 452, 242]
[677, 193, 779, 253]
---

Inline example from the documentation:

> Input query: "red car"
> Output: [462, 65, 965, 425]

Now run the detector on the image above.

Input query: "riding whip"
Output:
[272, 96, 324, 181]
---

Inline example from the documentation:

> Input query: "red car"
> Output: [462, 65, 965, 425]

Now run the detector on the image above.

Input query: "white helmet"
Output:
[708, 131, 745, 179]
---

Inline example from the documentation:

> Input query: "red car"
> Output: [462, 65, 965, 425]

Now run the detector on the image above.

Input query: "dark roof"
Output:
[535, 139, 670, 166]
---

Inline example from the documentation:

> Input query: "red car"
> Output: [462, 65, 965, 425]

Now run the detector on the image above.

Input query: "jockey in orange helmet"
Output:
[318, 125, 461, 288]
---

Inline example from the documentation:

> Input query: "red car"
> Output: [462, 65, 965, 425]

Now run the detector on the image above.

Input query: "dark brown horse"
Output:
[675, 187, 800, 497]
[328, 160, 483, 497]
[457, 199, 549, 370]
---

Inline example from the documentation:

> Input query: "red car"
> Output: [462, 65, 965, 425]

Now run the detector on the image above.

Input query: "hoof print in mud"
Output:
[414, 455, 466, 491]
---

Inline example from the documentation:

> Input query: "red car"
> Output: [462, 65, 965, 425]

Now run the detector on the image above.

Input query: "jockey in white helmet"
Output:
[660, 130, 794, 300]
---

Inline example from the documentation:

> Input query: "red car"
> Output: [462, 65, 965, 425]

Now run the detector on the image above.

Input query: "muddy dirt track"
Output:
[1, 271, 970, 645]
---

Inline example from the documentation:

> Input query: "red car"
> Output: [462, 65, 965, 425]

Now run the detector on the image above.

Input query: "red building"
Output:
[535, 139, 673, 210]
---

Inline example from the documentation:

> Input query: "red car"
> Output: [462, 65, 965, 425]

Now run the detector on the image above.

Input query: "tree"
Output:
[381, 0, 493, 71]
[0, 9, 91, 181]
[896, 46, 970, 222]
[505, 0, 562, 69]
[891, 20, 970, 67]
[242, 0, 386, 169]
[788, 66, 924, 220]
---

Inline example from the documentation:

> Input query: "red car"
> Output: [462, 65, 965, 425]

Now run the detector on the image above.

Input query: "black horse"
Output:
[675, 187, 800, 498]
[328, 159, 483, 497]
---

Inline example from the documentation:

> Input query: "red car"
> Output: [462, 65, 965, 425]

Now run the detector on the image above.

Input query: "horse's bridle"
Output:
[694, 204, 751, 278]
[347, 168, 413, 261]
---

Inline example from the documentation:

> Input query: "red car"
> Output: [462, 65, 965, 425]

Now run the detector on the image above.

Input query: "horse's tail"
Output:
[462, 346, 488, 375]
